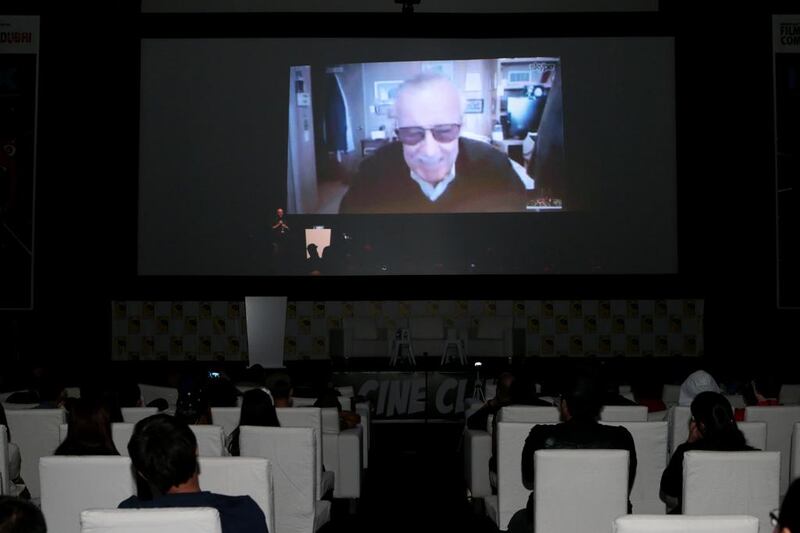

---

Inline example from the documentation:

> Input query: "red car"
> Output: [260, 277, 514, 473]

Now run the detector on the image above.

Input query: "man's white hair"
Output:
[393, 72, 466, 118]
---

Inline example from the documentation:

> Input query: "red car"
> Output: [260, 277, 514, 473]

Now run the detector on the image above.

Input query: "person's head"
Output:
[268, 374, 293, 408]
[62, 398, 118, 454]
[175, 386, 211, 425]
[690, 391, 745, 445]
[679, 369, 720, 407]
[394, 73, 463, 185]
[205, 374, 239, 408]
[128, 414, 198, 497]
[146, 398, 169, 412]
[495, 372, 515, 404]
[239, 388, 280, 427]
[313, 387, 343, 411]
[117, 381, 143, 408]
[0, 496, 47, 533]
[774, 477, 800, 533]
[560, 373, 604, 421]
[276, 207, 284, 219]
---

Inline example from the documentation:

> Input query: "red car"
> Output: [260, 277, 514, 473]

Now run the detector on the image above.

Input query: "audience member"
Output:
[506, 373, 637, 533]
[146, 398, 169, 412]
[466, 372, 516, 431]
[267, 375, 293, 408]
[120, 414, 267, 533]
[735, 377, 781, 421]
[175, 385, 211, 425]
[773, 477, 800, 533]
[118, 381, 144, 408]
[313, 387, 361, 430]
[206, 371, 240, 408]
[55, 398, 119, 456]
[227, 388, 280, 457]
[659, 391, 757, 513]
[0, 496, 47, 533]
[678, 369, 720, 407]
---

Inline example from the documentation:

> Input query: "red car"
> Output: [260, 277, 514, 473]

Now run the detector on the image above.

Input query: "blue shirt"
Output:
[119, 491, 267, 533]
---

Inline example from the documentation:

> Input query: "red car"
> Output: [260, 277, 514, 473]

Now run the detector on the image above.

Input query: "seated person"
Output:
[267, 375, 293, 408]
[313, 387, 361, 430]
[55, 398, 119, 456]
[120, 414, 267, 533]
[773, 477, 800, 533]
[338, 73, 527, 214]
[175, 384, 211, 426]
[507, 373, 637, 533]
[0, 495, 47, 533]
[659, 391, 757, 513]
[227, 388, 280, 457]
[734, 377, 780, 421]
[678, 369, 720, 406]
[467, 372, 516, 432]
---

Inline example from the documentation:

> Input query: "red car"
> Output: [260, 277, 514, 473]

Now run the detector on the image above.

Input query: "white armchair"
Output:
[81, 508, 223, 533]
[320, 407, 362, 498]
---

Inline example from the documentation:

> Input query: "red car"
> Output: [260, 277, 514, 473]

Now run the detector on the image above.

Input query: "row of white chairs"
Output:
[39, 426, 334, 533]
[79, 508, 761, 533]
[486, 443, 778, 533]
[3, 405, 364, 501]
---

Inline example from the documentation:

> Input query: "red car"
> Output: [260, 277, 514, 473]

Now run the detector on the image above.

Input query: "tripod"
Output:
[472, 362, 486, 402]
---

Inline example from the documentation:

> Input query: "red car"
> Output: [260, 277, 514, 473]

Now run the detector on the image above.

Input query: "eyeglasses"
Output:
[770, 509, 780, 527]
[395, 124, 461, 145]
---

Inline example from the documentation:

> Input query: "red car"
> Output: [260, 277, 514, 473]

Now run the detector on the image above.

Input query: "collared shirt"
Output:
[409, 164, 457, 202]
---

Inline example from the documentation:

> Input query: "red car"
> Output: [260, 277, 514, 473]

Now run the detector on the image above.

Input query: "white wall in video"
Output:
[287, 57, 564, 215]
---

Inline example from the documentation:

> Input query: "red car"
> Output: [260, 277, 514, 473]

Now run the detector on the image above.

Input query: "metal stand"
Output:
[389, 328, 415, 366]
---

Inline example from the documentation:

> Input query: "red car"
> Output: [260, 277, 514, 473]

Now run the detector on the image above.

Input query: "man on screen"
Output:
[338, 73, 526, 214]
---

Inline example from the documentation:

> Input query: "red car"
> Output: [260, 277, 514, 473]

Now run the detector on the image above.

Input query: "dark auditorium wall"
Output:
[0, 2, 798, 382]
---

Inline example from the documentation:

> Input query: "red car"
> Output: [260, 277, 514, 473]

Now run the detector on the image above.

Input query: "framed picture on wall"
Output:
[422, 61, 454, 80]
[374, 80, 403, 103]
[465, 98, 484, 114]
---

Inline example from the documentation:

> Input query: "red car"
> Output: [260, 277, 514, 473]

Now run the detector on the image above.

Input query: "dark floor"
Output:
[325, 421, 497, 533]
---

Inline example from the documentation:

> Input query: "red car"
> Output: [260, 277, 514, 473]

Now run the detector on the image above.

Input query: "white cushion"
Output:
[335, 386, 354, 399]
[277, 408, 328, 500]
[138, 384, 179, 410]
[779, 384, 800, 405]
[292, 397, 317, 407]
[464, 429, 492, 498]
[724, 394, 746, 409]
[613, 514, 759, 533]
[792, 422, 800, 481]
[240, 426, 330, 533]
[40, 456, 137, 533]
[198, 456, 273, 533]
[738, 421, 767, 451]
[190, 425, 225, 457]
[601, 405, 649, 422]
[602, 421, 668, 514]
[744, 405, 800, 495]
[491, 421, 539, 530]
[683, 451, 780, 533]
[81, 507, 222, 533]
[662, 384, 680, 407]
[667, 406, 691, 456]
[121, 407, 158, 424]
[0, 425, 9, 495]
[6, 408, 65, 499]
[497, 405, 560, 424]
[112, 423, 135, 456]
[535, 449, 628, 533]
[210, 407, 240, 438]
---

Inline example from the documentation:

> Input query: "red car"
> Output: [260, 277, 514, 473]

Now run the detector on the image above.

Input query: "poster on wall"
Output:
[0, 16, 39, 310]
[775, 14, 800, 308]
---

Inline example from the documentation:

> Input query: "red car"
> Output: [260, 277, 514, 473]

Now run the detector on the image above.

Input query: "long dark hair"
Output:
[228, 388, 280, 456]
[690, 391, 746, 447]
[55, 398, 119, 455]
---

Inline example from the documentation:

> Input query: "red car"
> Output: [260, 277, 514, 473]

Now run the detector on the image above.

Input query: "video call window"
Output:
[287, 57, 564, 215]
